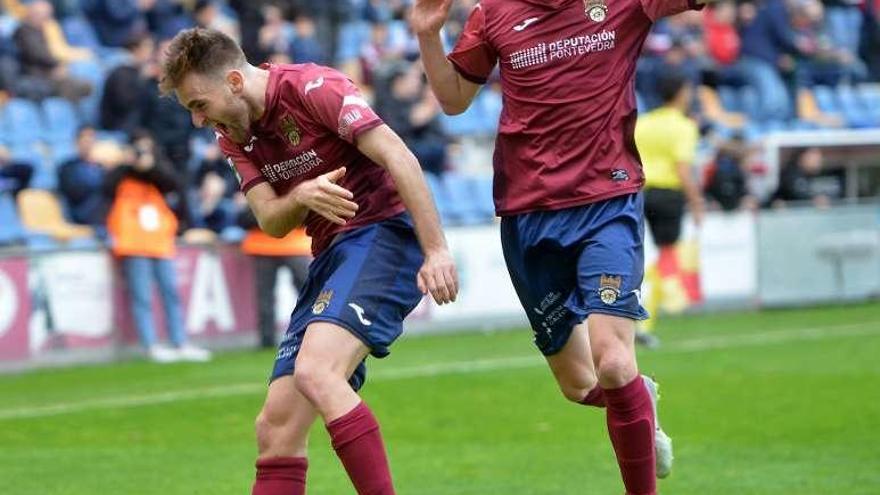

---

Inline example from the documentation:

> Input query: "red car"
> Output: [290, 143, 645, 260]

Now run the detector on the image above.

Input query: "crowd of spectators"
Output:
[0, 0, 878, 248]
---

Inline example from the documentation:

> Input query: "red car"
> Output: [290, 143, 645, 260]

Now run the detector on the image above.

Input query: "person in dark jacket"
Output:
[13, 0, 91, 100]
[99, 33, 155, 133]
[57, 126, 115, 227]
[738, 0, 814, 120]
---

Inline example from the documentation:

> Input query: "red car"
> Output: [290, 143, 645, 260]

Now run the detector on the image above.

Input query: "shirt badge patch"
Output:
[610, 169, 630, 182]
[598, 274, 622, 305]
[312, 289, 334, 315]
[280, 115, 302, 147]
[584, 0, 608, 22]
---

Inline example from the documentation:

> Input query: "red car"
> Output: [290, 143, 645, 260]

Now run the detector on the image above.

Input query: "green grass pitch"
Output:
[1, 303, 879, 494]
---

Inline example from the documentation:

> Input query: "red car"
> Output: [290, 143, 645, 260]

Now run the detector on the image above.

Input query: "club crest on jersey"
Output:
[598, 274, 622, 305]
[584, 0, 608, 22]
[312, 289, 334, 315]
[280, 115, 301, 147]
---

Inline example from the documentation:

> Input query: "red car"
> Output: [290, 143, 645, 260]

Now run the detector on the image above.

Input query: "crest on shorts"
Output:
[584, 0, 608, 22]
[312, 289, 334, 315]
[598, 274, 622, 305]
[280, 115, 301, 147]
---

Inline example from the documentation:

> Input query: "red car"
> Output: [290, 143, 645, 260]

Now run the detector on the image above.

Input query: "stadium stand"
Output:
[0, 0, 874, 242]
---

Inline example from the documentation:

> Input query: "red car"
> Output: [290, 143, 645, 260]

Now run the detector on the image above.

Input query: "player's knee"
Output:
[292, 359, 334, 402]
[254, 411, 278, 454]
[558, 374, 598, 403]
[595, 353, 637, 388]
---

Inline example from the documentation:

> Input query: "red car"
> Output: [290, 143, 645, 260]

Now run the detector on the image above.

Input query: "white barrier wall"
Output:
[1, 206, 877, 370]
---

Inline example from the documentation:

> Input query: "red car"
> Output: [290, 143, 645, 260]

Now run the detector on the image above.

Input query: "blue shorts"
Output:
[500, 193, 649, 356]
[270, 213, 424, 389]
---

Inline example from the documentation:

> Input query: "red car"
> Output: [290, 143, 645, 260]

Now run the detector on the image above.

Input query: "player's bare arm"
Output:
[411, 0, 481, 115]
[245, 167, 358, 237]
[356, 124, 459, 305]
[677, 161, 706, 226]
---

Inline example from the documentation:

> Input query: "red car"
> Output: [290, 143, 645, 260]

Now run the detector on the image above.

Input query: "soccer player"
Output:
[412, 0, 707, 492]
[160, 28, 458, 495]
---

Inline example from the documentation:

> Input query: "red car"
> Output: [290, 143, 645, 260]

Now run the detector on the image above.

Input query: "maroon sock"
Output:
[579, 386, 606, 408]
[326, 401, 395, 495]
[603, 376, 656, 495]
[252, 457, 307, 495]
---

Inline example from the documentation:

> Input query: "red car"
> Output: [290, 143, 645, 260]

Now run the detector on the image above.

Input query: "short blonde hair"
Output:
[159, 28, 246, 96]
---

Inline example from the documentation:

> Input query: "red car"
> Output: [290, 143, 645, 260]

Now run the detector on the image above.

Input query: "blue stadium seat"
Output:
[738, 86, 761, 120]
[440, 105, 484, 138]
[42, 97, 80, 146]
[1, 98, 43, 148]
[94, 130, 128, 144]
[50, 140, 78, 166]
[476, 89, 502, 134]
[837, 85, 875, 128]
[220, 226, 246, 243]
[61, 16, 101, 50]
[858, 85, 880, 126]
[443, 173, 488, 226]
[717, 86, 741, 113]
[0, 15, 19, 42]
[440, 88, 501, 138]
[812, 86, 839, 114]
[423, 172, 453, 225]
[472, 175, 495, 220]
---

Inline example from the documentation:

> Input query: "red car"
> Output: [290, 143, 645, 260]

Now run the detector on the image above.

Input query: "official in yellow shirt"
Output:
[634, 71, 705, 346]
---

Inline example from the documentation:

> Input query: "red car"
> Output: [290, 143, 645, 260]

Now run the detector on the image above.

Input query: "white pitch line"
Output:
[0, 321, 877, 421]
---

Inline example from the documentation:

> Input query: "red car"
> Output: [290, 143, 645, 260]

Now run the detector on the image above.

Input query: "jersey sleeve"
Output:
[639, 0, 704, 22]
[447, 4, 498, 85]
[217, 134, 265, 193]
[298, 68, 384, 144]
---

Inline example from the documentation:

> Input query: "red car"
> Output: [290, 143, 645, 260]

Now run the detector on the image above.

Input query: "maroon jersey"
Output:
[448, 0, 701, 215]
[219, 64, 405, 255]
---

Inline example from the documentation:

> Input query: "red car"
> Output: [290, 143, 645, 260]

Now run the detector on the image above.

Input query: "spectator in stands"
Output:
[256, 2, 293, 60]
[141, 38, 195, 176]
[237, 208, 311, 349]
[822, 0, 865, 60]
[862, 0, 880, 79]
[82, 0, 149, 48]
[790, 0, 868, 86]
[0, 144, 34, 197]
[770, 146, 843, 208]
[13, 0, 91, 100]
[57, 126, 120, 227]
[289, 10, 327, 64]
[105, 130, 212, 363]
[703, 134, 759, 211]
[375, 62, 448, 176]
[192, 0, 239, 43]
[333, 0, 372, 83]
[99, 32, 155, 134]
[190, 142, 238, 233]
[441, 0, 478, 47]
[0, 40, 17, 96]
[635, 71, 705, 347]
[703, 0, 747, 86]
[144, 0, 188, 40]
[738, 0, 812, 121]
[227, 0, 274, 63]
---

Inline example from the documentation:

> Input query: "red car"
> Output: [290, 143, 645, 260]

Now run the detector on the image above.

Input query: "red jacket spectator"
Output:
[704, 3, 741, 65]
